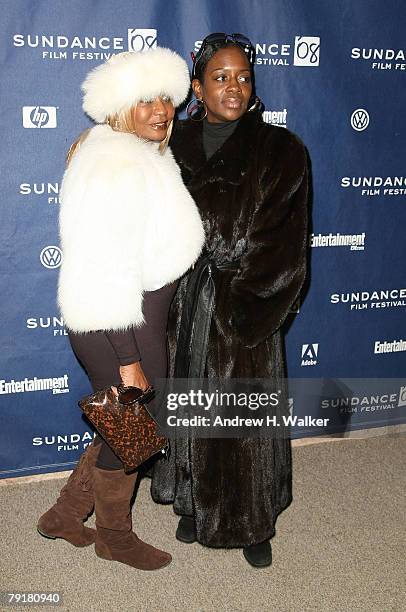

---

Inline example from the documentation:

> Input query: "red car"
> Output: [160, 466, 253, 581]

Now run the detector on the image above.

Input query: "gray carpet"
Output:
[1, 434, 405, 612]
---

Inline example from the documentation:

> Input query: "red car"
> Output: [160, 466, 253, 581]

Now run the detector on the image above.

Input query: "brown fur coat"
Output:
[151, 109, 309, 547]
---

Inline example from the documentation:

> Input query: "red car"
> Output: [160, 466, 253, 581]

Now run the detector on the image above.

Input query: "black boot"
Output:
[243, 540, 272, 568]
[175, 516, 196, 544]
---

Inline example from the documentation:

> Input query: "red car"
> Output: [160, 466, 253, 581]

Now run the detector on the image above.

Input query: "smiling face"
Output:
[192, 45, 252, 123]
[130, 96, 175, 141]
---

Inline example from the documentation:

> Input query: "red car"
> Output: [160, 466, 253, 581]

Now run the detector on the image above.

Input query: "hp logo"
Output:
[128, 29, 157, 52]
[40, 246, 62, 269]
[351, 109, 370, 131]
[22, 106, 57, 128]
[293, 36, 320, 66]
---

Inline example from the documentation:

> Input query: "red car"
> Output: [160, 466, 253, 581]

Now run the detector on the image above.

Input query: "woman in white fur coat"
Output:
[37, 49, 204, 571]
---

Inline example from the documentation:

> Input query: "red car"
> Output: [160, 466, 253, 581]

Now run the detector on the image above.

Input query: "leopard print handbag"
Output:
[79, 385, 168, 472]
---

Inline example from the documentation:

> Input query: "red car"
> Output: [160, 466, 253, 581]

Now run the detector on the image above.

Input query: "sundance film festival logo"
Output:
[128, 29, 157, 51]
[351, 109, 369, 131]
[263, 109, 288, 127]
[301, 343, 318, 366]
[321, 388, 404, 414]
[23, 106, 57, 128]
[330, 288, 406, 311]
[341, 176, 406, 197]
[351, 47, 406, 71]
[194, 35, 320, 68]
[12, 29, 158, 61]
[27, 316, 67, 337]
[33, 430, 95, 452]
[20, 182, 60, 204]
[40, 246, 62, 269]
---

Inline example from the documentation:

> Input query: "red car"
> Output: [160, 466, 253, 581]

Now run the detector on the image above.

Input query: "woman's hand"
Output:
[119, 361, 149, 390]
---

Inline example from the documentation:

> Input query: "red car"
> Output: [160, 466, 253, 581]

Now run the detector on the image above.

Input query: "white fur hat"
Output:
[82, 48, 190, 122]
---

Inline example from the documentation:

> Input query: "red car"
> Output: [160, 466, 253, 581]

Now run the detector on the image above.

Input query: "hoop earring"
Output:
[248, 96, 262, 112]
[186, 98, 207, 122]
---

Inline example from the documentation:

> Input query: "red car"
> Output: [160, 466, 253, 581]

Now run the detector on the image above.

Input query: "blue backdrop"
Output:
[1, 0, 405, 478]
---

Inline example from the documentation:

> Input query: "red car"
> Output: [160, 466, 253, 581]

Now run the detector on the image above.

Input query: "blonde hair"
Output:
[66, 103, 172, 165]
[66, 128, 91, 165]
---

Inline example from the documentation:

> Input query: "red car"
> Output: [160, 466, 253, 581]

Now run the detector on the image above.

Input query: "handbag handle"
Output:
[117, 384, 155, 406]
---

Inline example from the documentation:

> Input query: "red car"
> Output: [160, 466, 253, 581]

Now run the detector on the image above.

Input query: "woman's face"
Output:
[193, 45, 252, 123]
[131, 96, 175, 141]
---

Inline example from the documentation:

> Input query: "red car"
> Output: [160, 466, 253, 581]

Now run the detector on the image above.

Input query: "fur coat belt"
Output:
[57, 124, 205, 332]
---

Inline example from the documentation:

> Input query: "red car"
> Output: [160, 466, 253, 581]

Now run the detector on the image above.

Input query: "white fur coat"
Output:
[58, 124, 205, 332]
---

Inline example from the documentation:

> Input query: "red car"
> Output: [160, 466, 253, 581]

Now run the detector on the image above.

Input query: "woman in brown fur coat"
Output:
[151, 33, 309, 567]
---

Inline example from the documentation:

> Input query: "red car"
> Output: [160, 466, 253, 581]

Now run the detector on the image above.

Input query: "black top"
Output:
[202, 118, 240, 160]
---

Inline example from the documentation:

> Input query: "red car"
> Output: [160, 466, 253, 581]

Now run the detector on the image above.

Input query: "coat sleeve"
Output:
[213, 132, 309, 348]
[58, 155, 147, 333]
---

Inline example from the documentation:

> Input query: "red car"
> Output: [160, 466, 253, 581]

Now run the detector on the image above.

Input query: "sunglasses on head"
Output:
[191, 32, 256, 78]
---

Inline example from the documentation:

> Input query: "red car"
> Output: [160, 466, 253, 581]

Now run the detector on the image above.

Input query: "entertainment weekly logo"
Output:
[20, 181, 60, 204]
[374, 339, 406, 355]
[12, 29, 157, 61]
[341, 176, 406, 198]
[330, 288, 406, 312]
[263, 109, 287, 128]
[0, 375, 69, 395]
[311, 232, 365, 251]
[194, 36, 320, 68]
[351, 47, 406, 71]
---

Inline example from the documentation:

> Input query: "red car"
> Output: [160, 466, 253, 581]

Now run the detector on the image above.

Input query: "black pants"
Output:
[69, 282, 177, 469]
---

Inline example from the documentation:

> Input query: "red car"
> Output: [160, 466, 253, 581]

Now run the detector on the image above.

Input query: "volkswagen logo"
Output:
[40, 246, 62, 269]
[350, 108, 370, 131]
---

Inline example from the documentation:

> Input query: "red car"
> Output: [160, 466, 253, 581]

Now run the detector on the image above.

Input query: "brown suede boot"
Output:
[93, 467, 172, 570]
[37, 440, 100, 547]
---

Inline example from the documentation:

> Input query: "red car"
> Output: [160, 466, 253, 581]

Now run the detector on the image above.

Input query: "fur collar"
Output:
[170, 109, 265, 190]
